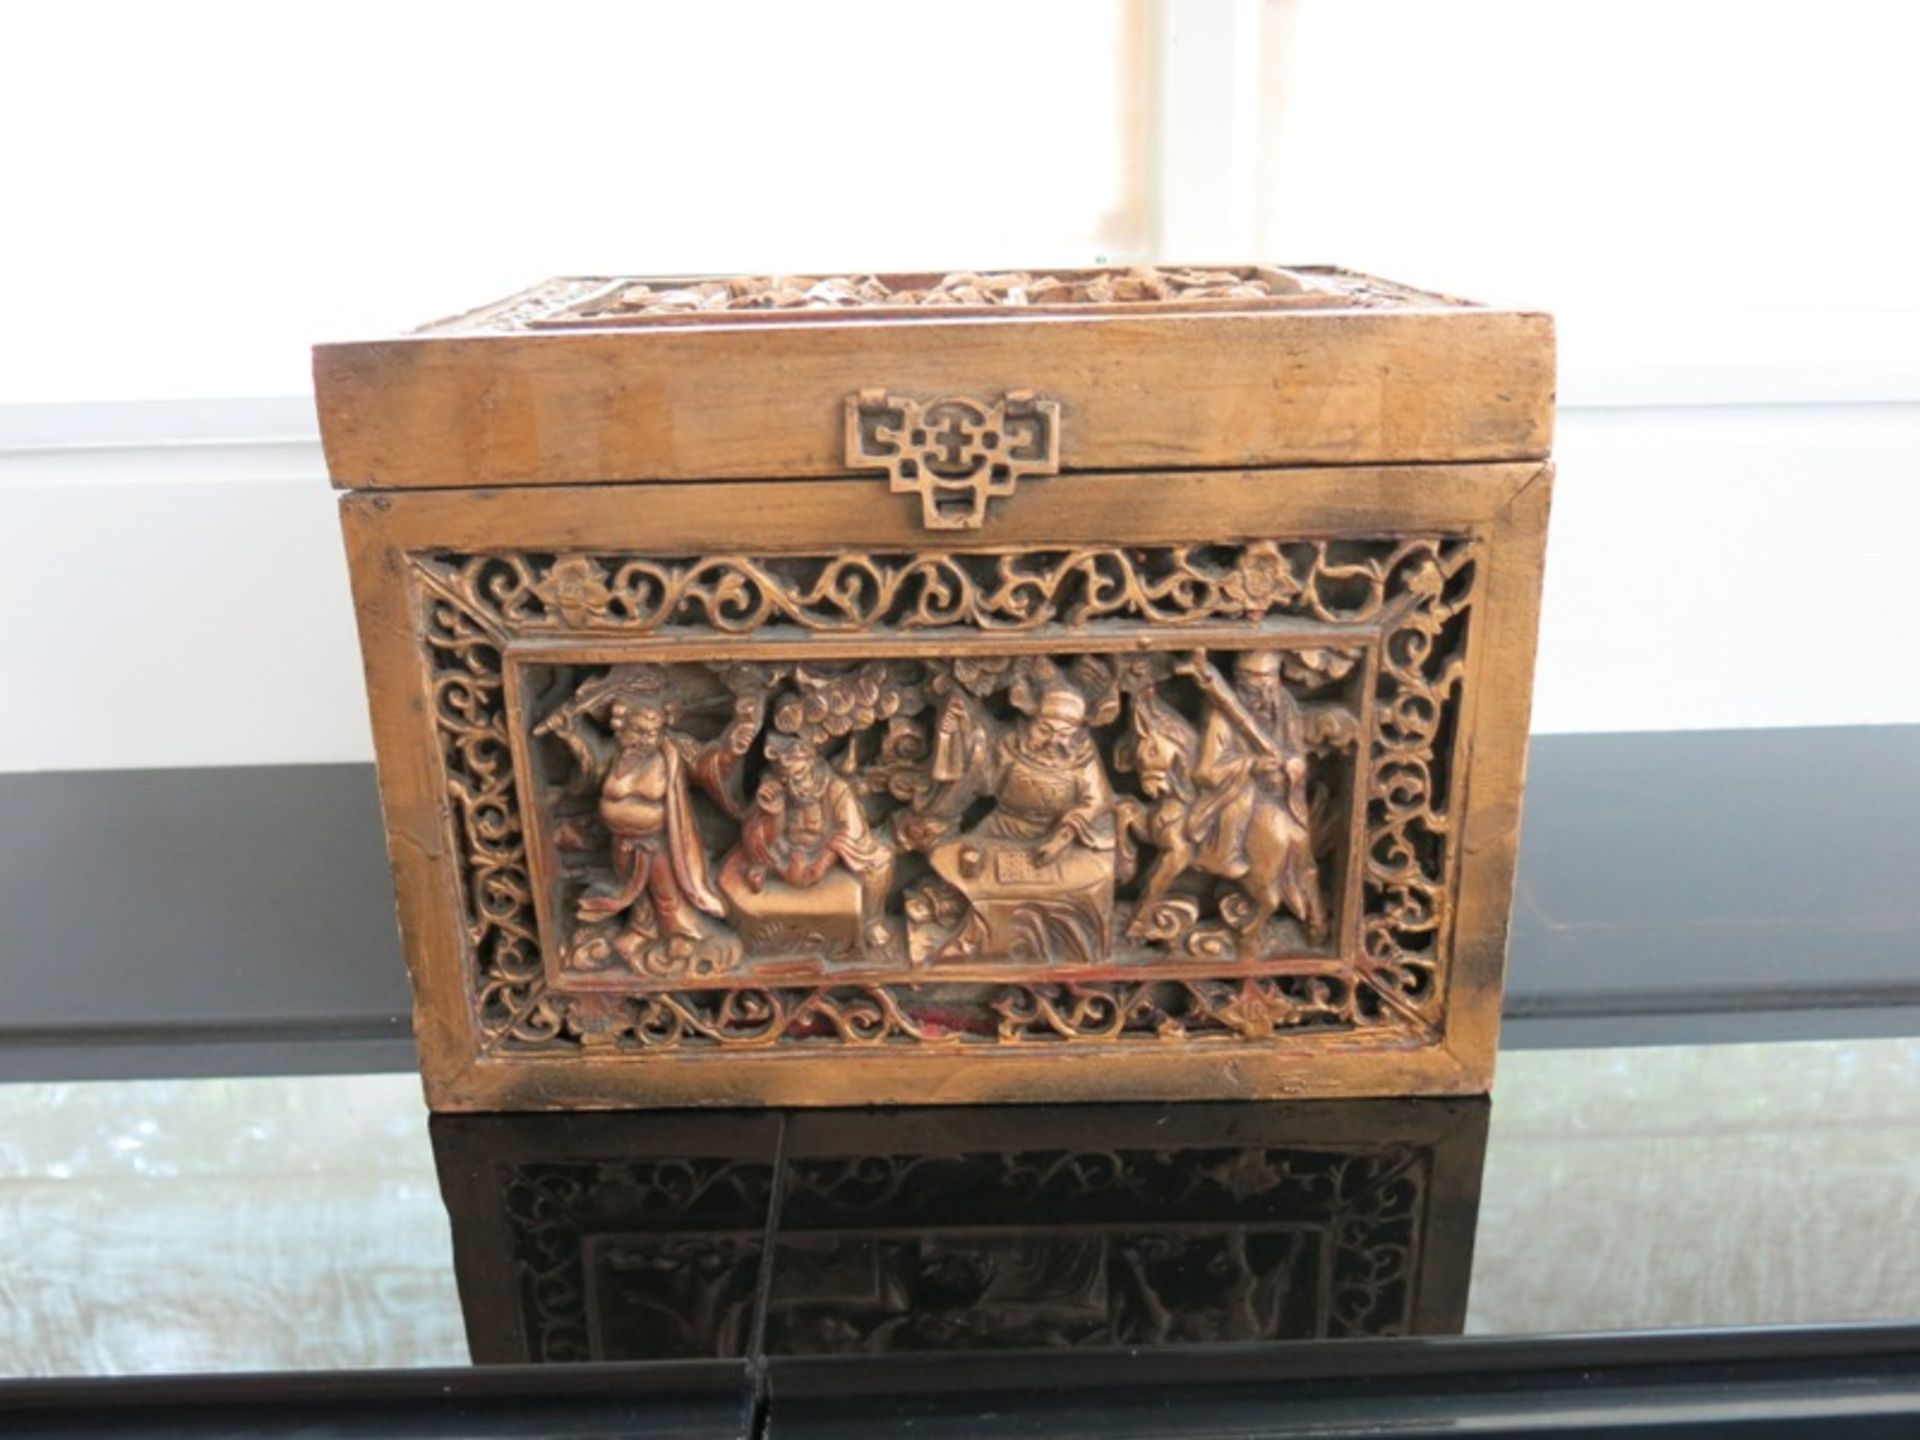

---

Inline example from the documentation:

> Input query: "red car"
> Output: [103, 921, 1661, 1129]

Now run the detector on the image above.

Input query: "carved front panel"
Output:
[410, 535, 1473, 1063]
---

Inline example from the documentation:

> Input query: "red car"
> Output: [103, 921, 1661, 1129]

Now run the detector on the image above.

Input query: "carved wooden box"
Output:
[314, 265, 1553, 1111]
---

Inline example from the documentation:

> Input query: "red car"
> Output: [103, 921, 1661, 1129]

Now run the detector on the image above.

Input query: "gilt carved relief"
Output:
[411, 536, 1475, 1058]
[524, 646, 1356, 989]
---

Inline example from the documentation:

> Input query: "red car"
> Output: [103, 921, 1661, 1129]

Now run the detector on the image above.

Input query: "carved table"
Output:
[313, 264, 1555, 1109]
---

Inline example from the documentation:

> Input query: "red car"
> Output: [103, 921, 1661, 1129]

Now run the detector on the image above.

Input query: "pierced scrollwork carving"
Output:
[409, 535, 1474, 1059]
[418, 588, 548, 1048]
[1362, 546, 1476, 1019]
[846, 389, 1061, 529]
[413, 539, 1439, 636]
[566, 977, 1359, 1051]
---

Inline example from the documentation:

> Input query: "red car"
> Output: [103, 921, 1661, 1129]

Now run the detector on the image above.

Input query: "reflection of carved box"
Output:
[430, 1099, 1488, 1361]
[315, 265, 1553, 1110]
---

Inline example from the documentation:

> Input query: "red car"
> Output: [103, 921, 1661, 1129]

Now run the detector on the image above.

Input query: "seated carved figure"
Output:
[718, 734, 894, 957]
[902, 683, 1117, 966]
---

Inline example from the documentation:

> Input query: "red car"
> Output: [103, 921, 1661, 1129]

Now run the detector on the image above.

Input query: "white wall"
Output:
[1256, 0, 1920, 406]
[0, 1, 1150, 404]
[2, 0, 1914, 771]
[0, 428, 371, 770]
[1539, 402, 1918, 734]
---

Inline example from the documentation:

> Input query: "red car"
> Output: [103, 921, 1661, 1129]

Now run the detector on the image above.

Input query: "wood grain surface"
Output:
[315, 308, 1553, 490]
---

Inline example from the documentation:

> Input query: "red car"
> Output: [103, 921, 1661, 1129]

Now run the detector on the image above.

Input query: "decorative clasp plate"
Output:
[845, 389, 1061, 529]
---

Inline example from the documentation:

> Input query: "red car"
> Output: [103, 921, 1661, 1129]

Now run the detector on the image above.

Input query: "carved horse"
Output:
[1116, 680, 1327, 950]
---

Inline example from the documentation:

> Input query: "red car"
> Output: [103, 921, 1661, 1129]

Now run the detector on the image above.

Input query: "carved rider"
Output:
[539, 676, 762, 945]
[1188, 650, 1325, 939]
[721, 733, 894, 948]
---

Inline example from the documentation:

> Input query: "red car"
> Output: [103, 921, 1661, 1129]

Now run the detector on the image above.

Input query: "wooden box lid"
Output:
[313, 264, 1553, 491]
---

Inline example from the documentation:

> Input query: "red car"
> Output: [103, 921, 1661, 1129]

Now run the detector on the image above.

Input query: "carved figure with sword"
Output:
[1121, 650, 1327, 952]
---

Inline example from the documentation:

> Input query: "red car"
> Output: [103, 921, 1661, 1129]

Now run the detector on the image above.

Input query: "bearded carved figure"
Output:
[1119, 651, 1328, 956]
[894, 671, 1119, 967]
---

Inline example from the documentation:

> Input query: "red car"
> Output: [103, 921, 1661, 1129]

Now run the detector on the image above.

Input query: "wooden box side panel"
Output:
[315, 310, 1553, 490]
[341, 463, 1549, 1110]
[1442, 463, 1553, 1086]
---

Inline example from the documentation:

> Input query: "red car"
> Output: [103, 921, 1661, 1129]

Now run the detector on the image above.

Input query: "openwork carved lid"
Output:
[419, 265, 1479, 334]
